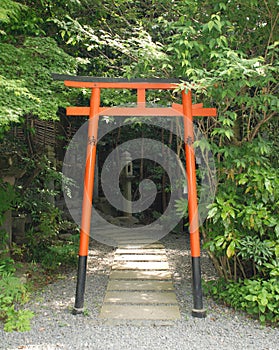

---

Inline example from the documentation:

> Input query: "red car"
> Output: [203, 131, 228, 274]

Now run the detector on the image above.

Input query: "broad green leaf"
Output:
[226, 241, 236, 258]
[207, 206, 218, 219]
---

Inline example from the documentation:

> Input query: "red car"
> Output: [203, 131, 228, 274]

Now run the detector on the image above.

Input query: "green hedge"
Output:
[204, 278, 279, 326]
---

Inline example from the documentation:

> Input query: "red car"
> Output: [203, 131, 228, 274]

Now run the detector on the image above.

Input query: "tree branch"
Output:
[249, 111, 277, 141]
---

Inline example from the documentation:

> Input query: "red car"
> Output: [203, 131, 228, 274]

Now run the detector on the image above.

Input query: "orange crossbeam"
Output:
[172, 103, 216, 116]
[66, 105, 216, 117]
[67, 106, 181, 116]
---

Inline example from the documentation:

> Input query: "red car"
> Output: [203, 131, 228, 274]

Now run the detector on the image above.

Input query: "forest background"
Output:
[0, 0, 278, 331]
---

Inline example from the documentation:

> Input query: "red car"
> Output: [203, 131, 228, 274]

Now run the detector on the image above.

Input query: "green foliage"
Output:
[0, 180, 17, 222]
[55, 16, 168, 78]
[204, 278, 279, 325]
[25, 207, 61, 260]
[0, 180, 17, 251]
[39, 236, 79, 271]
[21, 195, 78, 270]
[174, 197, 188, 218]
[25, 203, 79, 270]
[0, 0, 277, 327]
[0, 260, 34, 332]
[3, 306, 34, 332]
[0, 257, 16, 275]
[237, 237, 274, 267]
[16, 155, 62, 215]
[204, 138, 279, 280]
[13, 154, 79, 270]
[0, 37, 77, 131]
[0, 0, 26, 28]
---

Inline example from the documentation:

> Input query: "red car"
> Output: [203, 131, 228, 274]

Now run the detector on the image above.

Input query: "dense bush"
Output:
[204, 139, 279, 281]
[0, 259, 34, 332]
[204, 278, 279, 325]
[202, 138, 279, 324]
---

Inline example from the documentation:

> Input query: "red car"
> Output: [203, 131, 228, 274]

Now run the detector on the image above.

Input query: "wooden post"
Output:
[73, 88, 100, 314]
[182, 89, 206, 318]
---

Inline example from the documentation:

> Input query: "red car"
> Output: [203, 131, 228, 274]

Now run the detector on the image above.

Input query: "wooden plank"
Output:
[64, 80, 179, 89]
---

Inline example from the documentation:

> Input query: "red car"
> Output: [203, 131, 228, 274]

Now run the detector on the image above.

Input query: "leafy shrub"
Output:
[204, 278, 279, 325]
[3, 306, 34, 332]
[14, 155, 79, 271]
[40, 239, 79, 271]
[203, 138, 279, 281]
[0, 257, 15, 275]
[0, 36, 77, 129]
[0, 260, 34, 332]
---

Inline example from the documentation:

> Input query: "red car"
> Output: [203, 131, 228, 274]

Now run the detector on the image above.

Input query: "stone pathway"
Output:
[99, 242, 181, 321]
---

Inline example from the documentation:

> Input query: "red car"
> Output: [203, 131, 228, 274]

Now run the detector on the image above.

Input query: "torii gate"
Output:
[53, 75, 216, 318]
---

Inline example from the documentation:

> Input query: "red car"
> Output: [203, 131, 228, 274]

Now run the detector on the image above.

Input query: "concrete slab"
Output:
[107, 280, 174, 291]
[99, 304, 181, 320]
[116, 248, 167, 255]
[104, 291, 178, 304]
[115, 237, 155, 241]
[98, 239, 181, 321]
[110, 270, 172, 280]
[101, 319, 176, 326]
[112, 261, 169, 270]
[116, 242, 159, 248]
[119, 243, 165, 249]
[114, 254, 167, 261]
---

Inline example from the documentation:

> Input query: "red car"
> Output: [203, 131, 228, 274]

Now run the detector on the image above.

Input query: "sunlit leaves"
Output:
[0, 0, 26, 25]
[0, 37, 77, 127]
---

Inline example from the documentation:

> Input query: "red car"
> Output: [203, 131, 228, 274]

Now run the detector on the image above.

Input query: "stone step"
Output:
[116, 248, 167, 255]
[119, 243, 165, 249]
[112, 261, 169, 270]
[104, 291, 178, 304]
[110, 270, 172, 280]
[114, 254, 168, 262]
[99, 304, 181, 320]
[99, 241, 181, 321]
[107, 280, 174, 291]
[115, 240, 159, 245]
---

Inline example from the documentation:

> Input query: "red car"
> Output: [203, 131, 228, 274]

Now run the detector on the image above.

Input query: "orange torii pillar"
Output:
[52, 75, 216, 318]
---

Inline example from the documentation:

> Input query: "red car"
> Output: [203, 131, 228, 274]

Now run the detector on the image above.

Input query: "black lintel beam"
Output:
[52, 73, 182, 84]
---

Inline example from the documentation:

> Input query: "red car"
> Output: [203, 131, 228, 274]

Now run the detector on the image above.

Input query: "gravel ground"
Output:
[1, 233, 279, 350]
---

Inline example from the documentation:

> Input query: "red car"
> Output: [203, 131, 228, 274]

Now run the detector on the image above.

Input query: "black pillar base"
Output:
[72, 307, 84, 315]
[191, 256, 206, 318]
[192, 308, 207, 318]
[73, 255, 87, 315]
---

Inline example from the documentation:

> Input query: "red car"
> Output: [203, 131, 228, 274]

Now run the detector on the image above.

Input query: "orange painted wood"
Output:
[78, 88, 100, 256]
[172, 103, 216, 117]
[67, 107, 90, 115]
[193, 108, 216, 116]
[67, 106, 181, 116]
[172, 103, 203, 110]
[137, 89, 146, 104]
[182, 90, 201, 258]
[66, 106, 216, 117]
